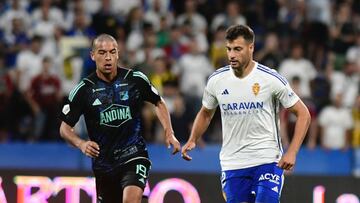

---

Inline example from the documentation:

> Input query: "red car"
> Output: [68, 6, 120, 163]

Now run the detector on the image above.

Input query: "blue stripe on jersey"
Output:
[208, 66, 230, 80]
[272, 98, 283, 154]
[257, 64, 287, 85]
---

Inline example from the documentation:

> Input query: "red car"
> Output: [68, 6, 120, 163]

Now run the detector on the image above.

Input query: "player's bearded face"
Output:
[91, 40, 119, 74]
[226, 37, 253, 71]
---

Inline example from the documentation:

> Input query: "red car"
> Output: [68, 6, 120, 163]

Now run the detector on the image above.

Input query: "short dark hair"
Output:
[225, 25, 255, 43]
[92, 34, 117, 51]
[31, 35, 43, 43]
[42, 56, 52, 63]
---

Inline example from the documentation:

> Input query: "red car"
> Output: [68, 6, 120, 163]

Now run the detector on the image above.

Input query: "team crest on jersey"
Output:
[252, 83, 260, 96]
[119, 91, 129, 101]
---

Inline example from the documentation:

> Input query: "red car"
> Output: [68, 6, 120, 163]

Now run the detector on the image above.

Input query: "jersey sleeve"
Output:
[59, 80, 86, 127]
[202, 77, 218, 109]
[272, 75, 300, 109]
[132, 71, 161, 105]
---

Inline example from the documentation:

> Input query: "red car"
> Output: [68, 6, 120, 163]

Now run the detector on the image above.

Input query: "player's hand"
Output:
[277, 151, 296, 170]
[79, 141, 100, 158]
[181, 141, 196, 161]
[165, 133, 181, 155]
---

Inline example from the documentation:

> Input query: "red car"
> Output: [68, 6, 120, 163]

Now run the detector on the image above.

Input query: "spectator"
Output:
[180, 18, 208, 53]
[0, 53, 15, 142]
[15, 35, 44, 93]
[126, 21, 154, 54]
[133, 29, 166, 66]
[109, 0, 141, 18]
[255, 32, 283, 69]
[155, 16, 171, 48]
[149, 57, 176, 94]
[346, 32, 360, 68]
[310, 72, 331, 113]
[330, 60, 359, 109]
[352, 95, 360, 148]
[210, 0, 246, 33]
[66, 5, 96, 38]
[176, 0, 207, 34]
[123, 6, 146, 37]
[318, 93, 353, 150]
[74, 0, 101, 17]
[144, 0, 173, 32]
[163, 25, 189, 61]
[329, 2, 357, 71]
[3, 17, 29, 68]
[279, 42, 317, 98]
[91, 0, 119, 36]
[306, 0, 332, 26]
[277, 0, 306, 36]
[209, 25, 227, 68]
[173, 36, 213, 106]
[12, 36, 45, 140]
[31, 0, 66, 38]
[330, 2, 356, 55]
[26, 57, 62, 141]
[0, 0, 31, 36]
[145, 0, 171, 16]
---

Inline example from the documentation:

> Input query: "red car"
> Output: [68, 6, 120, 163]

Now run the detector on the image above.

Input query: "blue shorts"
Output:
[221, 162, 284, 203]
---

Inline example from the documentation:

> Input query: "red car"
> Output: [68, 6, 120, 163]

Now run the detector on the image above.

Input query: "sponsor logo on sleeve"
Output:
[62, 104, 70, 115]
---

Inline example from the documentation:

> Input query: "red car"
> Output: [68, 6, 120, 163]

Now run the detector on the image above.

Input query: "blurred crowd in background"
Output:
[0, 0, 359, 150]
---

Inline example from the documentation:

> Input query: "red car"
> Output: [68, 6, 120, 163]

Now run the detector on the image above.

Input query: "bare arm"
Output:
[181, 106, 216, 161]
[154, 98, 181, 154]
[279, 109, 290, 148]
[278, 100, 311, 170]
[59, 121, 99, 158]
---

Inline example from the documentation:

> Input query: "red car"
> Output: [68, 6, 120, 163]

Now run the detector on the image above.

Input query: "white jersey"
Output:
[203, 62, 299, 170]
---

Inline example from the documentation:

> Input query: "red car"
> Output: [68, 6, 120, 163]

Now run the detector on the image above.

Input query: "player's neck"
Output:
[233, 60, 255, 78]
[96, 69, 117, 83]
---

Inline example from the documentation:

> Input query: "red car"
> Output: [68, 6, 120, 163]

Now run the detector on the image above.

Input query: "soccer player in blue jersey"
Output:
[59, 34, 181, 203]
[181, 25, 311, 203]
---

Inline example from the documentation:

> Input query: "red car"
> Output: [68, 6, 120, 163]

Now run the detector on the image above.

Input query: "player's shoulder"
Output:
[207, 65, 231, 81]
[68, 80, 88, 102]
[130, 68, 151, 84]
[82, 72, 97, 85]
[68, 73, 97, 102]
[255, 63, 288, 86]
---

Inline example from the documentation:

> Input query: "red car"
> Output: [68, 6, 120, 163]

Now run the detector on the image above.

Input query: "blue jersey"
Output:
[60, 68, 161, 174]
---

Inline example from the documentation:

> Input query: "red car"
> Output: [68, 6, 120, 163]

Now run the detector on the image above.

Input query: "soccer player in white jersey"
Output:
[181, 25, 311, 203]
